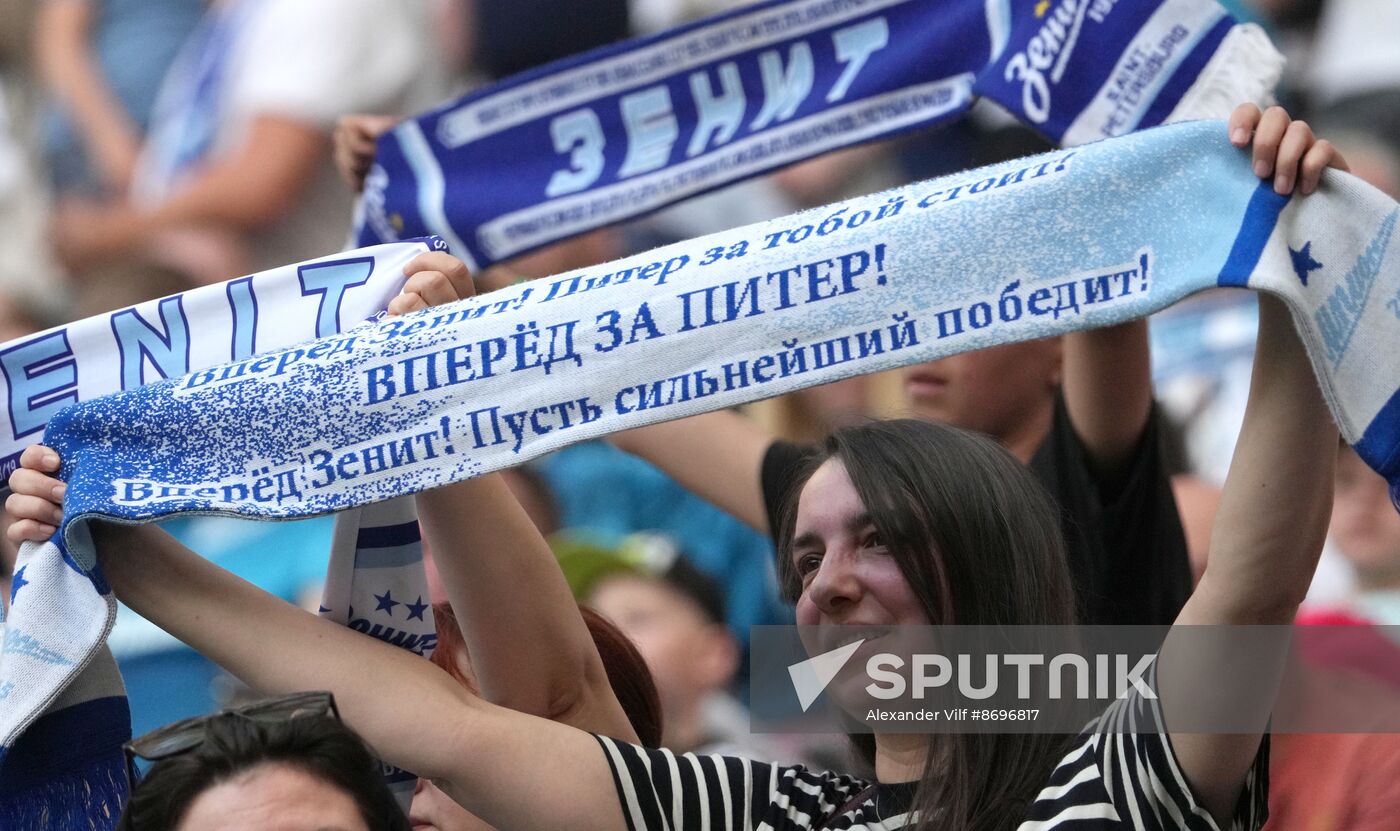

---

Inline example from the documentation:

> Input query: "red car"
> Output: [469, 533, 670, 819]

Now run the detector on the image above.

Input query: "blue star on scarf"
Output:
[9, 564, 28, 604]
[1290, 241, 1323, 286]
[405, 596, 428, 621]
[374, 589, 399, 615]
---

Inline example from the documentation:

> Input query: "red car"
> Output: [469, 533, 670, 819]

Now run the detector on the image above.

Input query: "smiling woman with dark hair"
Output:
[774, 419, 1078, 828]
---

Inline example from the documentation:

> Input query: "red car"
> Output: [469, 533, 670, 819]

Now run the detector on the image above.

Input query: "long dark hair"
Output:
[118, 709, 408, 831]
[776, 419, 1077, 830]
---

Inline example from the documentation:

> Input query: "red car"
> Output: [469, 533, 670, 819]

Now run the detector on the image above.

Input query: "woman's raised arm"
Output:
[414, 475, 636, 738]
[1164, 292, 1337, 822]
[1156, 105, 1347, 825]
[6, 459, 630, 830]
[93, 520, 628, 829]
[390, 251, 637, 739]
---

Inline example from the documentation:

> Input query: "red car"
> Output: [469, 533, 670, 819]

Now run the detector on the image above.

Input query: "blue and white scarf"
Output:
[0, 241, 438, 477]
[354, 0, 1281, 269]
[4, 121, 1399, 825]
[0, 241, 441, 823]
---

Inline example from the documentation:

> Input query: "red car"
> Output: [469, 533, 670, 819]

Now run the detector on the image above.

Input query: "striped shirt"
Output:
[594, 685, 1268, 830]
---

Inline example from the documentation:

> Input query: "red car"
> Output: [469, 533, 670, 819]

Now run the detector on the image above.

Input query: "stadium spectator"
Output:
[558, 533, 778, 758]
[0, 5, 63, 308]
[50, 0, 446, 286]
[411, 602, 660, 831]
[1264, 443, 1400, 830]
[34, 0, 202, 197]
[1313, 444, 1400, 624]
[117, 691, 408, 831]
[609, 282, 1191, 630]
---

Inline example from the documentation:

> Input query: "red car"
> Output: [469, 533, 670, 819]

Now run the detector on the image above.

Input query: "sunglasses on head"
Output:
[122, 690, 340, 790]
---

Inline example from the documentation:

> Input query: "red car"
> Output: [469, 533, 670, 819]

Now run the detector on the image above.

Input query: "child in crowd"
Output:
[558, 533, 764, 757]
[410, 600, 661, 831]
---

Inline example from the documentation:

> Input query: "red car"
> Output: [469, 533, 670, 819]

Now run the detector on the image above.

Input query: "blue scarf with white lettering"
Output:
[5, 121, 1400, 826]
[355, 0, 1282, 270]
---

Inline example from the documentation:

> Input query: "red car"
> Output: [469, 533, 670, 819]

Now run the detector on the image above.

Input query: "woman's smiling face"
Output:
[791, 459, 931, 630]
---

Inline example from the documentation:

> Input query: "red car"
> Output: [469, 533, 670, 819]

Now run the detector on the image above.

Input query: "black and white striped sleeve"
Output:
[593, 735, 872, 831]
[1018, 677, 1269, 831]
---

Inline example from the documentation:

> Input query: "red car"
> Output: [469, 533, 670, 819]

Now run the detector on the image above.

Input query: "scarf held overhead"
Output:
[354, 0, 1281, 269]
[4, 120, 1400, 819]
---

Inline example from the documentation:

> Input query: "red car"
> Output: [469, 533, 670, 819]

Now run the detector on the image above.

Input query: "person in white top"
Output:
[52, 0, 446, 282]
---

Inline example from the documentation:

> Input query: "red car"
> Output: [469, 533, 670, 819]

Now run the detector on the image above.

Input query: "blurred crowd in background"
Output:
[0, 0, 1397, 781]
